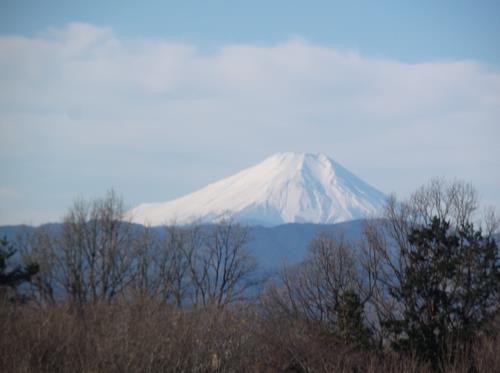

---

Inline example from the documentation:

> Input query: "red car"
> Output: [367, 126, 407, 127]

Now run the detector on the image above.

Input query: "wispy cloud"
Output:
[1, 23, 499, 224]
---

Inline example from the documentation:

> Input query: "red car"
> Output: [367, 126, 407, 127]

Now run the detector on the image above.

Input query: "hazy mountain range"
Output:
[0, 220, 366, 269]
[4, 153, 498, 269]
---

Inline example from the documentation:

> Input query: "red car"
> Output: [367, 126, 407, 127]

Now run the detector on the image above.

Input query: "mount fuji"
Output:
[130, 152, 387, 226]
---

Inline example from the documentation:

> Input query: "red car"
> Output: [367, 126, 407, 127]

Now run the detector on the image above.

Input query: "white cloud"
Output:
[0, 23, 499, 224]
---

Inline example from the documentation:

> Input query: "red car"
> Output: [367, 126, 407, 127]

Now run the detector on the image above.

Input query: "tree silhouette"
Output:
[0, 236, 39, 290]
[382, 217, 500, 368]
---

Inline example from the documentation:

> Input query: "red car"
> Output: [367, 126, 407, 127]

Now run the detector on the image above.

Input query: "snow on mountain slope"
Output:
[129, 152, 387, 226]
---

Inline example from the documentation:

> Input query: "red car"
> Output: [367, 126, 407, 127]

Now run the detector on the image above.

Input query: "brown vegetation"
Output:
[1, 180, 499, 372]
[1, 297, 499, 372]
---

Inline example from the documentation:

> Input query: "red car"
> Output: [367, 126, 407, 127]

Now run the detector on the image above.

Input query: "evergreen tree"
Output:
[337, 290, 372, 347]
[0, 236, 38, 291]
[382, 217, 500, 368]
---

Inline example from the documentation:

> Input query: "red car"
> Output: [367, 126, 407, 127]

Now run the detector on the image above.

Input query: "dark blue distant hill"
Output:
[0, 220, 367, 269]
[2, 220, 497, 271]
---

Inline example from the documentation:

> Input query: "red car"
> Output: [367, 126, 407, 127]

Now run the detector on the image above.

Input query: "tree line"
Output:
[1, 180, 499, 372]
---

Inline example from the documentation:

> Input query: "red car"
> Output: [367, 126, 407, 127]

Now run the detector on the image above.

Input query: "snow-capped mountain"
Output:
[130, 152, 387, 226]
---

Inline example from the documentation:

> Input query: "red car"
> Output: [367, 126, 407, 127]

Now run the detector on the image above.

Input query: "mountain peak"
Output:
[264, 152, 330, 164]
[130, 153, 386, 226]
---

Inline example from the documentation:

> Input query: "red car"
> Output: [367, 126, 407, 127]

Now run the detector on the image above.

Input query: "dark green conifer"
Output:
[0, 236, 38, 290]
[337, 290, 372, 347]
[383, 217, 500, 369]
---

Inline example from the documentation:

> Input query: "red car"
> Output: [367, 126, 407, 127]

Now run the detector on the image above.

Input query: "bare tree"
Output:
[265, 233, 374, 345]
[154, 224, 200, 307]
[62, 190, 135, 304]
[126, 222, 202, 306]
[129, 224, 161, 299]
[20, 190, 136, 306]
[188, 219, 258, 309]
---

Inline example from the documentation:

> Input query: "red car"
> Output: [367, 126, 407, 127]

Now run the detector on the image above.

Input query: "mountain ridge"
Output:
[0, 220, 368, 269]
[3, 222, 499, 270]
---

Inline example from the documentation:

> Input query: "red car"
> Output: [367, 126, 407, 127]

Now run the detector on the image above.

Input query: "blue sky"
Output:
[0, 1, 499, 224]
[2, 1, 500, 64]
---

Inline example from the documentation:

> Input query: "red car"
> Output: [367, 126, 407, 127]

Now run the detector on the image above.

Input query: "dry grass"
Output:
[1, 299, 261, 373]
[2, 297, 498, 372]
